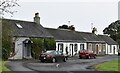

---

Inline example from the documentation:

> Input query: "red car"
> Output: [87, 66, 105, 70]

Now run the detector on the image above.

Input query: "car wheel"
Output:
[79, 56, 82, 59]
[63, 57, 67, 62]
[93, 55, 96, 59]
[52, 58, 56, 63]
[87, 56, 91, 59]
[41, 60, 45, 63]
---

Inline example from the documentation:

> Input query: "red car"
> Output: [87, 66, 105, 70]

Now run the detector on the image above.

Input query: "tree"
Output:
[58, 24, 75, 31]
[92, 27, 97, 34]
[0, 0, 19, 16]
[69, 25, 75, 31]
[2, 20, 13, 60]
[103, 20, 120, 45]
[58, 24, 69, 29]
[0, 0, 19, 59]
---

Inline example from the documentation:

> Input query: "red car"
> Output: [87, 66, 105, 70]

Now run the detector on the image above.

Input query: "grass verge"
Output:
[1, 61, 13, 73]
[95, 60, 120, 71]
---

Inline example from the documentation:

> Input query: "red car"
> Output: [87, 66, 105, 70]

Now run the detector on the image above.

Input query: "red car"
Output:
[79, 50, 96, 59]
[39, 50, 67, 63]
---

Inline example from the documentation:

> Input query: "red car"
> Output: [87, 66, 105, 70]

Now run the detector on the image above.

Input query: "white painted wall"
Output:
[106, 44, 118, 55]
[56, 42, 86, 56]
[9, 37, 30, 59]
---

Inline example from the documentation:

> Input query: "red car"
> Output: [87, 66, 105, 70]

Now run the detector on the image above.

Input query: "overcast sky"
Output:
[4, 0, 119, 34]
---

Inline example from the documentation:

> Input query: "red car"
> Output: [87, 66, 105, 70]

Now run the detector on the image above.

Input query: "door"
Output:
[113, 46, 116, 54]
[23, 39, 32, 59]
[96, 45, 99, 55]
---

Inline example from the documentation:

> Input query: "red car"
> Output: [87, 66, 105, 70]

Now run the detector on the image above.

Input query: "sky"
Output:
[3, 0, 120, 34]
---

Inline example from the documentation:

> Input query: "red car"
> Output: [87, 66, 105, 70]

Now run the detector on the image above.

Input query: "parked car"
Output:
[39, 50, 67, 63]
[78, 50, 96, 59]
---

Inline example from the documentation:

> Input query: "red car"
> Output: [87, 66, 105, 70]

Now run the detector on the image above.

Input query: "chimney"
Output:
[34, 13, 40, 24]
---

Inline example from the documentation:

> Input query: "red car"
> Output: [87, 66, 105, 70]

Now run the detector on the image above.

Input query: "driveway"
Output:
[6, 60, 39, 73]
[24, 55, 119, 71]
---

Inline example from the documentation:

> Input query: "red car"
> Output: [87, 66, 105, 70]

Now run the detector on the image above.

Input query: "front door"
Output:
[23, 39, 32, 59]
[96, 45, 99, 55]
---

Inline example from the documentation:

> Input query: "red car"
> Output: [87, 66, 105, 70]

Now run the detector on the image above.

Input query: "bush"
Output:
[31, 38, 56, 59]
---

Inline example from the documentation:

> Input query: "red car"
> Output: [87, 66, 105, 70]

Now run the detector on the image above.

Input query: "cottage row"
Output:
[2, 13, 119, 59]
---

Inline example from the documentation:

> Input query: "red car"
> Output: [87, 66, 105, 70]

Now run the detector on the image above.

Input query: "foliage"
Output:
[1, 61, 12, 73]
[2, 20, 13, 60]
[103, 20, 120, 46]
[31, 38, 56, 59]
[92, 27, 97, 34]
[31, 38, 43, 59]
[58, 24, 75, 31]
[0, 0, 19, 16]
[58, 25, 69, 29]
[96, 60, 120, 71]
[44, 38, 56, 50]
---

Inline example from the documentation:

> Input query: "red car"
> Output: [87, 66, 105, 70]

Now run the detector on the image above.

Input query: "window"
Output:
[58, 44, 63, 52]
[16, 23, 23, 28]
[110, 45, 112, 53]
[74, 44, 77, 52]
[65, 46, 68, 54]
[80, 44, 84, 50]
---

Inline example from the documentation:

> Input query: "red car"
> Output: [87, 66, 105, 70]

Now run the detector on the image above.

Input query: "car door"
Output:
[59, 51, 65, 60]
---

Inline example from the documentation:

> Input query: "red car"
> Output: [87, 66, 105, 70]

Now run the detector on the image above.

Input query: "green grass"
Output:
[96, 60, 120, 71]
[1, 60, 13, 73]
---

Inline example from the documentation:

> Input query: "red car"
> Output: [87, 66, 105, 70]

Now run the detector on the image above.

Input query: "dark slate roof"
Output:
[45, 28, 105, 43]
[98, 35, 118, 45]
[2, 19, 53, 38]
[45, 28, 85, 42]
[76, 31, 105, 43]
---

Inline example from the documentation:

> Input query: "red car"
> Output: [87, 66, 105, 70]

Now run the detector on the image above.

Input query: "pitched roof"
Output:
[2, 19, 53, 38]
[98, 35, 118, 45]
[45, 28, 85, 42]
[76, 31, 105, 43]
[45, 28, 105, 43]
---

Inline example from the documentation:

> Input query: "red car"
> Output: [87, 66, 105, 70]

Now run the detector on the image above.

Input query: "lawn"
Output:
[96, 60, 120, 71]
[1, 60, 12, 73]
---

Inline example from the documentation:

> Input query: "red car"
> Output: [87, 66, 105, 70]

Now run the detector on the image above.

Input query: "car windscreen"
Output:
[45, 51, 55, 54]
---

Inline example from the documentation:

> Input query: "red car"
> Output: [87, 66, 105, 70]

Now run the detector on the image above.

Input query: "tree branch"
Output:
[0, 0, 19, 16]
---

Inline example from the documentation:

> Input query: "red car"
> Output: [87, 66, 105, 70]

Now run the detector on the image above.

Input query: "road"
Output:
[24, 55, 119, 71]
[6, 55, 119, 73]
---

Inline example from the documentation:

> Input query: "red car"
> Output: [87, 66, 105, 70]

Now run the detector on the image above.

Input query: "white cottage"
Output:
[98, 35, 119, 55]
[45, 28, 108, 56]
[45, 28, 87, 56]
[2, 13, 53, 59]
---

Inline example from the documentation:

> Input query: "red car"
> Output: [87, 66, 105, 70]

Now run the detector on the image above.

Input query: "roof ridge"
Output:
[2, 18, 34, 23]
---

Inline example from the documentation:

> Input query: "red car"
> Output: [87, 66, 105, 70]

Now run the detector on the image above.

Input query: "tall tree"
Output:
[0, 0, 19, 16]
[103, 20, 120, 45]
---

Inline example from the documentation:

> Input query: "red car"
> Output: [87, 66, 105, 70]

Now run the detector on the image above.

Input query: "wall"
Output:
[106, 44, 118, 55]
[87, 43, 106, 55]
[56, 42, 87, 56]
[9, 37, 29, 59]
